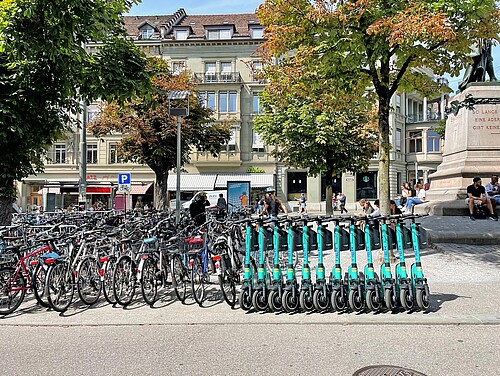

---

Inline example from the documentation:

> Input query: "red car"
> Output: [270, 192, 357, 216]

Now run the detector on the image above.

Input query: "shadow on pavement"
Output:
[429, 292, 466, 313]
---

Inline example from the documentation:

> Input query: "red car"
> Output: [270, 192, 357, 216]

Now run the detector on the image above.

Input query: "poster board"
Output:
[227, 181, 251, 212]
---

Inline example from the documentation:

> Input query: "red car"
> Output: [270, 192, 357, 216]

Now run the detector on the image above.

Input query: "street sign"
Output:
[118, 173, 131, 194]
[118, 173, 131, 185]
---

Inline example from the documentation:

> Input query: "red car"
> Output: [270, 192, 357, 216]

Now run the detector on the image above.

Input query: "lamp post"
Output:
[78, 102, 87, 210]
[167, 90, 190, 224]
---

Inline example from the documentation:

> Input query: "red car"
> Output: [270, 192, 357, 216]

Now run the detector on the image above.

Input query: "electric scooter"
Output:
[312, 216, 333, 312]
[282, 218, 301, 313]
[408, 214, 431, 311]
[360, 217, 383, 312]
[267, 217, 287, 312]
[379, 216, 398, 312]
[252, 217, 272, 311]
[394, 215, 414, 311]
[299, 217, 317, 312]
[239, 218, 255, 311]
[330, 217, 349, 312]
[346, 217, 365, 312]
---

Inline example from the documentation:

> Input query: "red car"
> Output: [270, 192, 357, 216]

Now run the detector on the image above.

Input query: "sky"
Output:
[127, 0, 500, 94]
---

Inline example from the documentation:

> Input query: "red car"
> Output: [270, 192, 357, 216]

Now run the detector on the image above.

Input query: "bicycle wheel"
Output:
[191, 255, 205, 306]
[219, 269, 236, 307]
[47, 262, 74, 313]
[312, 289, 330, 312]
[102, 256, 117, 305]
[77, 256, 101, 306]
[0, 267, 26, 315]
[32, 264, 49, 308]
[140, 257, 158, 306]
[171, 254, 188, 303]
[113, 256, 136, 306]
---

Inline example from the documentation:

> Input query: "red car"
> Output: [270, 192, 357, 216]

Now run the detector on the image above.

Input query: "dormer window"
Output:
[141, 26, 154, 39]
[175, 29, 189, 40]
[250, 26, 264, 39]
[206, 27, 233, 40]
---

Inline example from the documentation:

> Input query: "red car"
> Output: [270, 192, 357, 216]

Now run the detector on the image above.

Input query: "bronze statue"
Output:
[458, 39, 497, 92]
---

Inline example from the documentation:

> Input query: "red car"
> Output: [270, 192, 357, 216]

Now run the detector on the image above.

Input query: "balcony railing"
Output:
[406, 111, 442, 123]
[193, 72, 242, 84]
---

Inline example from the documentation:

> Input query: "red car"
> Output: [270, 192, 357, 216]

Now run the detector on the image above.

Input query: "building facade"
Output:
[18, 8, 447, 212]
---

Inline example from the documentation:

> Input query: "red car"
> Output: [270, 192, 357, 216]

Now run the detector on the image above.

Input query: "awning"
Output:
[167, 174, 217, 191]
[87, 187, 111, 194]
[37, 187, 60, 194]
[130, 183, 152, 195]
[215, 174, 274, 189]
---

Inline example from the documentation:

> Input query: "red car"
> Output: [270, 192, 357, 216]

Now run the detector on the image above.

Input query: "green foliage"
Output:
[88, 57, 230, 186]
[246, 166, 266, 173]
[257, 0, 500, 214]
[0, 0, 147, 203]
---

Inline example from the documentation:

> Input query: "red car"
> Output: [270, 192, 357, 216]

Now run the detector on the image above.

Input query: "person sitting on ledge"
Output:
[404, 183, 427, 213]
[485, 174, 500, 211]
[466, 176, 498, 221]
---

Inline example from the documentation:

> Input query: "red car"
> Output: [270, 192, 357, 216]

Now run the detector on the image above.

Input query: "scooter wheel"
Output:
[239, 289, 252, 311]
[384, 288, 396, 312]
[312, 289, 330, 312]
[252, 289, 268, 312]
[348, 289, 363, 312]
[331, 289, 346, 312]
[416, 288, 430, 311]
[299, 290, 314, 312]
[282, 289, 299, 313]
[365, 290, 381, 312]
[400, 288, 414, 311]
[268, 290, 282, 312]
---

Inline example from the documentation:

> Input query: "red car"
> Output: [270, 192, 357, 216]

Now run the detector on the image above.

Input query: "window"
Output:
[109, 144, 120, 164]
[219, 91, 237, 113]
[199, 91, 216, 110]
[250, 27, 264, 39]
[395, 128, 401, 152]
[205, 62, 216, 82]
[87, 144, 98, 164]
[55, 145, 66, 164]
[252, 61, 263, 82]
[87, 111, 98, 123]
[222, 128, 237, 152]
[172, 61, 186, 75]
[141, 27, 153, 39]
[427, 130, 442, 152]
[175, 29, 188, 40]
[252, 93, 262, 114]
[396, 94, 401, 114]
[252, 131, 264, 152]
[207, 28, 232, 40]
[408, 131, 423, 153]
[220, 62, 232, 81]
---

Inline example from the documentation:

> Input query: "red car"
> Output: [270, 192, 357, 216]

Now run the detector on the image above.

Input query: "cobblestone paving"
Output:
[432, 243, 500, 266]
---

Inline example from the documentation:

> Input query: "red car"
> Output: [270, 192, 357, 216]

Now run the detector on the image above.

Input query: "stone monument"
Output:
[425, 82, 500, 203]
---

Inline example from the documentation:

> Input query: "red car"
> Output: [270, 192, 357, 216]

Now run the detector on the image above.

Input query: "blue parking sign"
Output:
[118, 173, 131, 185]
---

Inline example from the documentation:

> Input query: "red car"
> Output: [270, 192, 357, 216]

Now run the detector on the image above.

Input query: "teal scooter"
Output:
[312, 216, 333, 312]
[330, 218, 349, 312]
[282, 218, 300, 313]
[267, 217, 287, 312]
[394, 216, 414, 311]
[379, 216, 398, 311]
[252, 217, 272, 311]
[360, 217, 383, 312]
[346, 217, 365, 312]
[299, 217, 316, 312]
[408, 214, 431, 311]
[239, 218, 255, 311]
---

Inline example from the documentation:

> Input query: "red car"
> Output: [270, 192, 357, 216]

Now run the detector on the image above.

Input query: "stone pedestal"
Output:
[427, 83, 500, 201]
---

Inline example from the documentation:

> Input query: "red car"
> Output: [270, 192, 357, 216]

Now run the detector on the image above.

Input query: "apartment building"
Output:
[18, 8, 446, 212]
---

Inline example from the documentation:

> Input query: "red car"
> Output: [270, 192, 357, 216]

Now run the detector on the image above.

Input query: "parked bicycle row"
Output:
[0, 211, 430, 315]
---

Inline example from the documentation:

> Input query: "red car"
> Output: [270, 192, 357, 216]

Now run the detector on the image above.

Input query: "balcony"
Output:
[193, 72, 242, 84]
[406, 110, 442, 124]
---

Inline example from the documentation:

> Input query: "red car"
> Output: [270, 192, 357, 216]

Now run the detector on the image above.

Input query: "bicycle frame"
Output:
[9, 243, 53, 292]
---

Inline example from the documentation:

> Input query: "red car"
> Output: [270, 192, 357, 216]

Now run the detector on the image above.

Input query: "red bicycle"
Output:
[0, 242, 56, 315]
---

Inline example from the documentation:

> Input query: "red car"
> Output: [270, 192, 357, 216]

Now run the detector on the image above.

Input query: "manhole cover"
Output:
[353, 365, 428, 376]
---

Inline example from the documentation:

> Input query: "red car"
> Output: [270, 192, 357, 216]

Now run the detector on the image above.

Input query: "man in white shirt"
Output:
[485, 174, 500, 210]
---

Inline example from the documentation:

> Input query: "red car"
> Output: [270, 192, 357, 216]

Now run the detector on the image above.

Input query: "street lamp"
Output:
[167, 90, 190, 224]
[78, 102, 88, 210]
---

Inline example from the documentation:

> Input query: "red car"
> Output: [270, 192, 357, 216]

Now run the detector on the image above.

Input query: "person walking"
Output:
[262, 187, 288, 218]
[298, 193, 307, 215]
[338, 193, 348, 214]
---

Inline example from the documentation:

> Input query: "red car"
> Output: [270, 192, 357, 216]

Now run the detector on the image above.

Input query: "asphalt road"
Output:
[1, 324, 498, 376]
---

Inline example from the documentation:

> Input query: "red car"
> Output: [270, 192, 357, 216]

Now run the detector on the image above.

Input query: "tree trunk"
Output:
[378, 95, 391, 216]
[154, 170, 168, 211]
[0, 198, 12, 226]
[325, 169, 334, 215]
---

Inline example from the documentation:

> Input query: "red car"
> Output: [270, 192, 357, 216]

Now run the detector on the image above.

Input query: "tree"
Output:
[257, 0, 500, 214]
[0, 0, 150, 224]
[254, 93, 378, 214]
[89, 58, 231, 210]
